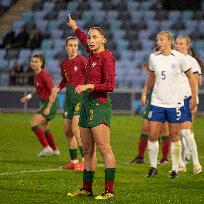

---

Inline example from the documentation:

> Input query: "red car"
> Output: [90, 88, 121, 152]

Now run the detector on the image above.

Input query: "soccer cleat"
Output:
[146, 167, 158, 177]
[67, 188, 93, 197]
[63, 162, 78, 170]
[95, 191, 115, 200]
[129, 156, 144, 164]
[74, 162, 84, 172]
[38, 146, 53, 157]
[169, 170, 178, 179]
[53, 149, 60, 156]
[194, 165, 202, 174]
[178, 165, 187, 173]
[160, 159, 168, 164]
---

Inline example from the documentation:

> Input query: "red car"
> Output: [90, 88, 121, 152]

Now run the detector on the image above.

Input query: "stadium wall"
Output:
[0, 87, 204, 115]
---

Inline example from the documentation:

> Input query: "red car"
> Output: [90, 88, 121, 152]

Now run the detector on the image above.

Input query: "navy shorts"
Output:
[148, 105, 184, 123]
[180, 96, 192, 122]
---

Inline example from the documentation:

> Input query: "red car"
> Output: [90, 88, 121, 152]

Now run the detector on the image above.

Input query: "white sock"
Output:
[180, 130, 190, 162]
[148, 140, 159, 168]
[171, 141, 181, 172]
[182, 129, 200, 166]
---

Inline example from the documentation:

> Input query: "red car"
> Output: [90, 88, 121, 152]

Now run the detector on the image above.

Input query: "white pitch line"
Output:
[0, 168, 63, 176]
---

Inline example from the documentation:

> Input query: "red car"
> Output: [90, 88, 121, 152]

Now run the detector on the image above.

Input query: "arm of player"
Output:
[141, 71, 155, 106]
[43, 88, 57, 116]
[185, 69, 197, 110]
[20, 88, 36, 103]
[67, 14, 90, 52]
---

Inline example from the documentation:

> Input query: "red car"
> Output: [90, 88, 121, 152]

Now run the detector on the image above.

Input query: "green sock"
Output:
[140, 133, 148, 140]
[79, 146, 84, 157]
[105, 168, 116, 181]
[69, 149, 77, 160]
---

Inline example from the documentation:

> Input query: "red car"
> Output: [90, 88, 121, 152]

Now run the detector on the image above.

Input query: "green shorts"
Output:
[143, 90, 152, 119]
[37, 100, 58, 121]
[79, 94, 112, 128]
[63, 100, 82, 120]
[63, 84, 83, 120]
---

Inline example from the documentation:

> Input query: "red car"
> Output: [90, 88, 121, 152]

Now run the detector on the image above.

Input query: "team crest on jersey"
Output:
[171, 63, 176, 69]
[36, 82, 39, 86]
[74, 66, 78, 72]
[92, 62, 97, 68]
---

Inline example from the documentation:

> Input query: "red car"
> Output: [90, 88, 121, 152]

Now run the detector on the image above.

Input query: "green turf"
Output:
[0, 113, 204, 204]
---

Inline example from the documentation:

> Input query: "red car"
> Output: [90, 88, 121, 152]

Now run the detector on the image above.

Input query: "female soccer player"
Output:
[67, 15, 116, 200]
[20, 54, 59, 156]
[130, 64, 170, 164]
[175, 35, 202, 174]
[141, 31, 197, 178]
[54, 36, 87, 171]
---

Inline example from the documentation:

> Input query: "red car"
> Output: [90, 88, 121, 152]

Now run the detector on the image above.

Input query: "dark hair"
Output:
[89, 26, 106, 38]
[65, 36, 78, 47]
[32, 53, 46, 68]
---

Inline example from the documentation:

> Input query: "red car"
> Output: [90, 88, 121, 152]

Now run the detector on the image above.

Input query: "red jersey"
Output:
[34, 69, 54, 100]
[75, 28, 116, 102]
[58, 55, 86, 91]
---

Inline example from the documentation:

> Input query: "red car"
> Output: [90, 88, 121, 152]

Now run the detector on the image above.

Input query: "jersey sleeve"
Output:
[94, 55, 115, 92]
[149, 54, 154, 71]
[180, 55, 191, 73]
[75, 28, 90, 53]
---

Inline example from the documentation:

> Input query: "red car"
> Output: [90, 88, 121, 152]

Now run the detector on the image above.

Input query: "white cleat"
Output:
[38, 146, 53, 157]
[53, 149, 60, 156]
[194, 165, 202, 175]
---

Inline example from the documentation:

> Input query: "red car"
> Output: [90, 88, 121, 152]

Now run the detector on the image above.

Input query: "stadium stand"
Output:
[0, 0, 204, 88]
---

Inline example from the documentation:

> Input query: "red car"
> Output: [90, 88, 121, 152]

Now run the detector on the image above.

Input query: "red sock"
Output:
[105, 181, 114, 193]
[162, 137, 170, 160]
[32, 126, 48, 147]
[44, 130, 57, 150]
[83, 182, 93, 192]
[138, 134, 148, 158]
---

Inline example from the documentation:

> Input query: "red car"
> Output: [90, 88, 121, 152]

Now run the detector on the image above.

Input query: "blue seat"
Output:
[0, 49, 6, 59]
[41, 39, 53, 49]
[43, 2, 54, 11]
[0, 59, 9, 70]
[22, 11, 33, 22]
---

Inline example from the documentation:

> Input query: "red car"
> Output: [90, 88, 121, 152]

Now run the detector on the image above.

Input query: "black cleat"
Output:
[129, 156, 144, 164]
[146, 167, 158, 177]
[169, 170, 178, 179]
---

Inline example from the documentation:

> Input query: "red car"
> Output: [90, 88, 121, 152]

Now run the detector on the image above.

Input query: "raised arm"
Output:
[67, 14, 90, 52]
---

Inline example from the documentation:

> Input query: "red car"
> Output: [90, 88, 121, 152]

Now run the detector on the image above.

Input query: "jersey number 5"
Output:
[161, 71, 166, 80]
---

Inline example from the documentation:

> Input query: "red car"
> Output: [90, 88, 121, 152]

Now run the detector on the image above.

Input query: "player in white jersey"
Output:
[176, 36, 202, 174]
[141, 31, 197, 178]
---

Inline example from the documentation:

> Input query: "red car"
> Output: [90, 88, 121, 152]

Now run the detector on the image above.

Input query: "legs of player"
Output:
[160, 121, 170, 164]
[63, 119, 79, 169]
[71, 115, 84, 171]
[147, 121, 162, 177]
[92, 124, 116, 199]
[30, 114, 53, 156]
[169, 123, 182, 178]
[130, 118, 149, 164]
[67, 127, 96, 197]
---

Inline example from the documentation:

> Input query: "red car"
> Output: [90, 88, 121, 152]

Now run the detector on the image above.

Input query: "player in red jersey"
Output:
[20, 54, 59, 157]
[67, 15, 116, 200]
[54, 36, 87, 171]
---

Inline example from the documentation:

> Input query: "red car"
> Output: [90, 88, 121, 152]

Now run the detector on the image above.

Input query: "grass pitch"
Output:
[0, 113, 204, 204]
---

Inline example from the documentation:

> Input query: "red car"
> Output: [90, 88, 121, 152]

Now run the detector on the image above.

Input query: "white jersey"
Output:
[181, 55, 201, 99]
[149, 50, 191, 108]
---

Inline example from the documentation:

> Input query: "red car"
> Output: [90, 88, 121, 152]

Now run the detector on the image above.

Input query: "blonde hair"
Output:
[176, 35, 191, 54]
[157, 31, 174, 49]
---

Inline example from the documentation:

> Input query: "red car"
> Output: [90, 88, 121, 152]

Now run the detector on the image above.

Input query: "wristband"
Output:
[27, 93, 32, 99]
